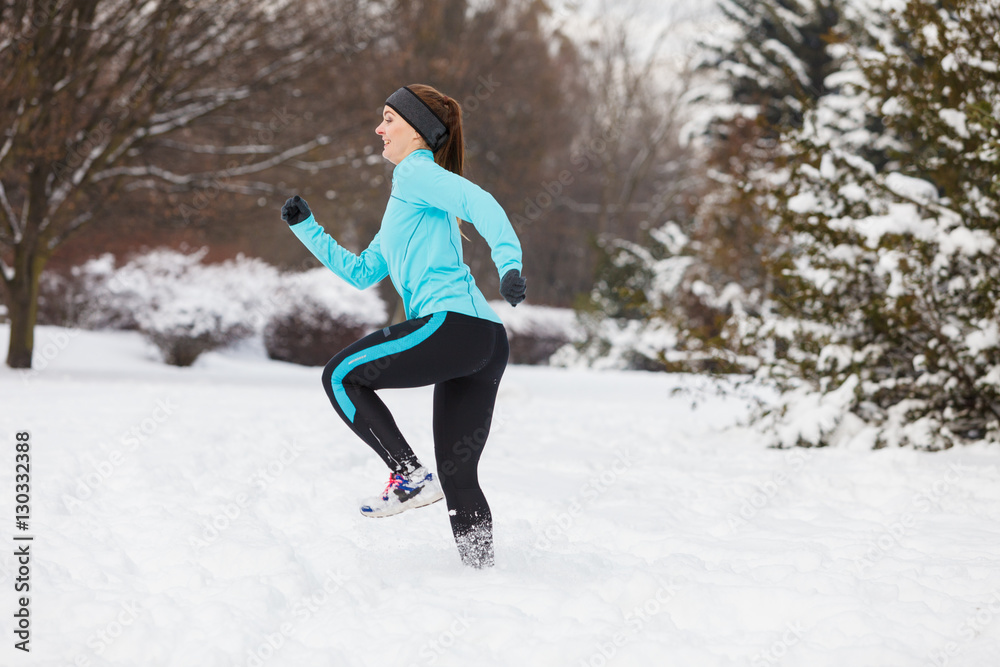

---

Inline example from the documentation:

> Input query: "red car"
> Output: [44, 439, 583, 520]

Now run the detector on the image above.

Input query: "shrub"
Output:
[489, 301, 582, 365]
[112, 249, 280, 367]
[264, 269, 387, 366]
[37, 254, 139, 330]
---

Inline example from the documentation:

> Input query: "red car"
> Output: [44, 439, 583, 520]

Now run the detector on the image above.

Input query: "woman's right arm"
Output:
[290, 214, 389, 290]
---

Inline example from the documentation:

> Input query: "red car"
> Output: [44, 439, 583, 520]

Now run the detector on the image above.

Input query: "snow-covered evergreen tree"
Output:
[699, 0, 844, 131]
[756, 0, 1000, 449]
[572, 0, 850, 372]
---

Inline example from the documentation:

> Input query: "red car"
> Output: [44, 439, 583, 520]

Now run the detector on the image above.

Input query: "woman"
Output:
[280, 84, 526, 568]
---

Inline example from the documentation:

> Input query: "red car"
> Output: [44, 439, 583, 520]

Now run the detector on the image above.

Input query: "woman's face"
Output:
[376, 106, 425, 165]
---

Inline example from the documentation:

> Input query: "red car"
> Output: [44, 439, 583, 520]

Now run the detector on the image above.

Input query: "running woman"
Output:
[280, 84, 526, 568]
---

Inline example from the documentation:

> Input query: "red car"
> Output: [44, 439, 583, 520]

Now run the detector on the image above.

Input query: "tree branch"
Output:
[559, 199, 654, 214]
[0, 253, 12, 284]
[0, 177, 20, 242]
[153, 138, 280, 155]
[122, 177, 277, 196]
[45, 134, 114, 228]
[44, 210, 93, 251]
[93, 134, 332, 189]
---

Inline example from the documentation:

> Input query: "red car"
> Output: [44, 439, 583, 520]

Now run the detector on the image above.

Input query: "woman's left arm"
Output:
[405, 166, 523, 279]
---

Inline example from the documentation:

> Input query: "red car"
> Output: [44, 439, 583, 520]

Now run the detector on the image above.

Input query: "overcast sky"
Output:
[550, 0, 725, 66]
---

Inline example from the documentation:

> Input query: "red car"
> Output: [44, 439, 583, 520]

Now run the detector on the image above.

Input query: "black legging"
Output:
[321, 310, 509, 567]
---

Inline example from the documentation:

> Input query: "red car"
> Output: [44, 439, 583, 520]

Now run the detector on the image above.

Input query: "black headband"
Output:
[385, 87, 449, 152]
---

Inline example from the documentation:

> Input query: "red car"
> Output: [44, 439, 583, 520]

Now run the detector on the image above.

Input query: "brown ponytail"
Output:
[407, 83, 464, 177]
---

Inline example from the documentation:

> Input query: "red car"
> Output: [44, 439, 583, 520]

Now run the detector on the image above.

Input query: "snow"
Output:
[761, 39, 809, 85]
[880, 96, 904, 116]
[486, 301, 582, 342]
[277, 268, 386, 327]
[966, 322, 1000, 357]
[884, 172, 938, 204]
[835, 202, 935, 248]
[3, 324, 1000, 666]
[921, 22, 940, 49]
[940, 226, 996, 257]
[939, 109, 971, 140]
[787, 191, 820, 214]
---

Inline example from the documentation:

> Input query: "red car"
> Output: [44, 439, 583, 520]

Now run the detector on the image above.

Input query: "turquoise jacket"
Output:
[291, 149, 522, 324]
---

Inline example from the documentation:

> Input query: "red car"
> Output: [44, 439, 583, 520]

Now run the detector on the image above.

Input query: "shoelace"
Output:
[380, 473, 405, 500]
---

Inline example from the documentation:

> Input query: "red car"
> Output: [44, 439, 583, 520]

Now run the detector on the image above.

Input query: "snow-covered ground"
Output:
[2, 324, 1000, 667]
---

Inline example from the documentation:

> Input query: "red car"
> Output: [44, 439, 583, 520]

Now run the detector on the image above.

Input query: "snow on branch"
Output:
[0, 254, 12, 282]
[0, 178, 21, 241]
[45, 211, 93, 250]
[153, 139, 280, 155]
[146, 90, 253, 137]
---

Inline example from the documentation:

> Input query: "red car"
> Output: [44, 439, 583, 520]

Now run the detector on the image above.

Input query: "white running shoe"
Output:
[359, 466, 444, 518]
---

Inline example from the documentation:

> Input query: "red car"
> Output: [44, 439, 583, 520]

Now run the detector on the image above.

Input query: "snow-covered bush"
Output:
[37, 254, 138, 330]
[264, 269, 386, 366]
[753, 0, 1000, 449]
[36, 249, 389, 367]
[108, 249, 281, 366]
[487, 301, 582, 365]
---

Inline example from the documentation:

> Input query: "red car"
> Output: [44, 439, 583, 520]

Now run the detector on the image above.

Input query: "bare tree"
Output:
[565, 2, 699, 243]
[0, 0, 350, 368]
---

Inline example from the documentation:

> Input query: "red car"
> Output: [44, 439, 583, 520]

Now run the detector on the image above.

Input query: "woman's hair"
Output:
[408, 84, 464, 177]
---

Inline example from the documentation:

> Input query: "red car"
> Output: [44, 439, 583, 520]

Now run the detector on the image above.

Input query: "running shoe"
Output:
[359, 466, 444, 518]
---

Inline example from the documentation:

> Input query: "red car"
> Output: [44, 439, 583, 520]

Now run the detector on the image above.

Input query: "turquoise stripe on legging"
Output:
[330, 312, 447, 422]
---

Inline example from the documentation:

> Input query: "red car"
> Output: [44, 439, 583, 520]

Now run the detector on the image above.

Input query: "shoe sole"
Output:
[359, 488, 444, 518]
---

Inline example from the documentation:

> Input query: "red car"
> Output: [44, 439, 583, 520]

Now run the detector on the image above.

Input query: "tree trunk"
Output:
[5, 166, 47, 370]
[4, 264, 42, 369]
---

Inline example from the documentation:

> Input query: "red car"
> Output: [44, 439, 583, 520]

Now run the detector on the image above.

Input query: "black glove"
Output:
[281, 195, 312, 226]
[500, 268, 526, 307]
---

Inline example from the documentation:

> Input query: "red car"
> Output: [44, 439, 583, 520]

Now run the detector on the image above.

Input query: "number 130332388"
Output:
[15, 431, 31, 527]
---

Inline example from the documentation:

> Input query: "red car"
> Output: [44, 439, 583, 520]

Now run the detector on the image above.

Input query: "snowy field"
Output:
[2, 324, 1000, 667]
